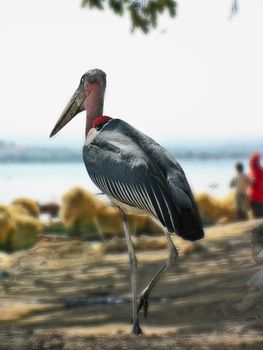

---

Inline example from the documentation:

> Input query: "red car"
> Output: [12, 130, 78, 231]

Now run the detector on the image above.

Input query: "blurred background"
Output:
[1, 0, 262, 205]
[0, 0, 263, 203]
[1, 0, 263, 247]
[1, 1, 263, 347]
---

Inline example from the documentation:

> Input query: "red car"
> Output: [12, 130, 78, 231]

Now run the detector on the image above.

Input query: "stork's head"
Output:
[50, 69, 107, 137]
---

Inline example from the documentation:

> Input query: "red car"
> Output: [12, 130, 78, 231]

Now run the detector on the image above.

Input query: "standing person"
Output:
[230, 162, 251, 220]
[248, 152, 263, 218]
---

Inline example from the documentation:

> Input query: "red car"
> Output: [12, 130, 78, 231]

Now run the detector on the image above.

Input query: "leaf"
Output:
[109, 0, 124, 15]
[81, 0, 104, 10]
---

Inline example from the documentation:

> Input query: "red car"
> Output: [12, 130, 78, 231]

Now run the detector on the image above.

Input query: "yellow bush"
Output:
[9, 209, 43, 250]
[195, 192, 235, 225]
[0, 204, 43, 251]
[12, 197, 40, 218]
[9, 204, 29, 216]
[95, 206, 122, 238]
[0, 205, 14, 244]
[60, 187, 108, 227]
[95, 209, 163, 238]
[220, 192, 235, 221]
[60, 187, 164, 238]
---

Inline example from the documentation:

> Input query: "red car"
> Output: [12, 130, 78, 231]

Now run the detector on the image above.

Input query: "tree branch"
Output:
[229, 0, 239, 19]
[81, 0, 177, 33]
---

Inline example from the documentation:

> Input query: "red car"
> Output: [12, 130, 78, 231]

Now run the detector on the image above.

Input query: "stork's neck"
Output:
[85, 84, 105, 136]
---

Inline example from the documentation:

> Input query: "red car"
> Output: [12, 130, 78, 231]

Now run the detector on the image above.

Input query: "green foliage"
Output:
[81, 0, 177, 33]
[67, 218, 98, 238]
[43, 221, 66, 235]
[81, 0, 239, 32]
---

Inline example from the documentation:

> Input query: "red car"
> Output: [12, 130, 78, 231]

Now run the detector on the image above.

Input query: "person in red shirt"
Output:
[248, 152, 263, 218]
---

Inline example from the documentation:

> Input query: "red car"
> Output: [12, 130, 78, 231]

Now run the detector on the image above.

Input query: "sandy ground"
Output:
[0, 219, 263, 349]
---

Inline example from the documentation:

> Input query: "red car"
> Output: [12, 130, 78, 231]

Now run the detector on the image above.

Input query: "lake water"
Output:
[0, 159, 248, 204]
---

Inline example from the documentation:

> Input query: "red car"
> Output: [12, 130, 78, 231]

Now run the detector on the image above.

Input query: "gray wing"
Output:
[83, 119, 204, 241]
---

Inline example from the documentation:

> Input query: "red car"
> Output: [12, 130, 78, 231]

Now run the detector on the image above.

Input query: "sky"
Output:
[1, 0, 263, 149]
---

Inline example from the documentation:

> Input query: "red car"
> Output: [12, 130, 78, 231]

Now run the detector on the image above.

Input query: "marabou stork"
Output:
[50, 69, 204, 335]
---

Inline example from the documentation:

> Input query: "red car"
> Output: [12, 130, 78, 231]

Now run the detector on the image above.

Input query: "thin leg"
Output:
[119, 208, 142, 335]
[138, 230, 178, 318]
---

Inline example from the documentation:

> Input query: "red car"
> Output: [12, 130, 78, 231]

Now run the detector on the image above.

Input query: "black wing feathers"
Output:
[83, 119, 204, 241]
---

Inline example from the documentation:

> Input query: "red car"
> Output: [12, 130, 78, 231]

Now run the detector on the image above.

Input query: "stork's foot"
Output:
[132, 319, 143, 335]
[138, 292, 149, 318]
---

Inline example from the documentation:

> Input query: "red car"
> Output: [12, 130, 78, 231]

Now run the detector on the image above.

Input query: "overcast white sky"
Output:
[1, 0, 262, 149]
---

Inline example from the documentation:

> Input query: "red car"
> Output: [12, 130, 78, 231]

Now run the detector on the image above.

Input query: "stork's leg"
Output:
[119, 209, 142, 335]
[138, 230, 178, 318]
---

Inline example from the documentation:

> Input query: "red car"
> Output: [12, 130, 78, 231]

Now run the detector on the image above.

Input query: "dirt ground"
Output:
[0, 219, 263, 349]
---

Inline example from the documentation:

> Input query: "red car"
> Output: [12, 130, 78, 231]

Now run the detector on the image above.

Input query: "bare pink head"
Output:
[50, 69, 106, 138]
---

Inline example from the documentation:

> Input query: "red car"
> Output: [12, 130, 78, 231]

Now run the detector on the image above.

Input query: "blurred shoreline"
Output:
[1, 138, 261, 205]
[0, 138, 262, 163]
[0, 160, 242, 204]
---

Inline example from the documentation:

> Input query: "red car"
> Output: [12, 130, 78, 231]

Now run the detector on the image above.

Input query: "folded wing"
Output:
[83, 119, 204, 241]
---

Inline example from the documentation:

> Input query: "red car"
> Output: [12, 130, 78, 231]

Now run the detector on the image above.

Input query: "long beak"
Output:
[50, 86, 85, 137]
